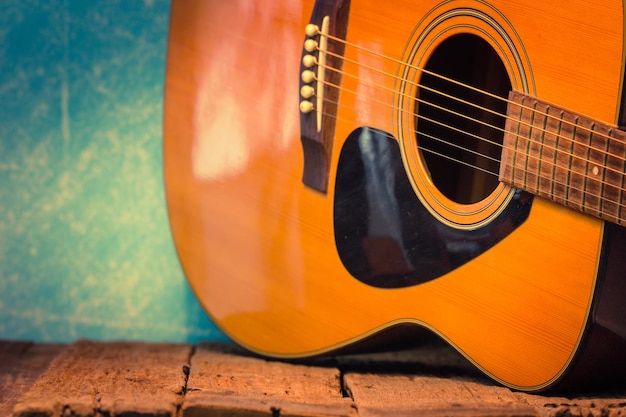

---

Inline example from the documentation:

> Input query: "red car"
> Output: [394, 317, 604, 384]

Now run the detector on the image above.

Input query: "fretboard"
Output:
[499, 91, 626, 226]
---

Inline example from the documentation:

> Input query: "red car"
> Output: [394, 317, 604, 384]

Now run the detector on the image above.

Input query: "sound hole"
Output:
[416, 33, 511, 204]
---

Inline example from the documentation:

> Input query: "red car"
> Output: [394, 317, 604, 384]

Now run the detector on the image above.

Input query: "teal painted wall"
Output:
[0, 0, 228, 343]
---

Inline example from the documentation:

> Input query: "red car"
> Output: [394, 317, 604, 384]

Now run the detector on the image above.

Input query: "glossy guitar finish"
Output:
[164, 0, 626, 391]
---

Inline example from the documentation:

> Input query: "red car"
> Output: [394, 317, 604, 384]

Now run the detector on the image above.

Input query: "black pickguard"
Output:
[333, 127, 532, 288]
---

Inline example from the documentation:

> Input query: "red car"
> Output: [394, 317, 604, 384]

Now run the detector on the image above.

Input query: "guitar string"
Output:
[318, 47, 626, 172]
[315, 28, 626, 152]
[303, 28, 626, 216]
[320, 72, 626, 183]
[324, 75, 503, 145]
[302, 35, 626, 193]
[322, 58, 626, 192]
[304, 28, 623, 199]
[314, 73, 626, 201]
[315, 98, 626, 217]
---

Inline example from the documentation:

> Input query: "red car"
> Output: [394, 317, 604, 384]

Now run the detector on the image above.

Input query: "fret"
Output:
[500, 95, 522, 188]
[514, 96, 531, 188]
[604, 129, 626, 223]
[568, 116, 592, 214]
[553, 111, 576, 209]
[585, 123, 610, 219]
[538, 107, 560, 198]
[499, 91, 626, 226]
[525, 98, 547, 196]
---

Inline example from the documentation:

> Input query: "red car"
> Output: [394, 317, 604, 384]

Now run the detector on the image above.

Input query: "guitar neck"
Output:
[499, 91, 626, 226]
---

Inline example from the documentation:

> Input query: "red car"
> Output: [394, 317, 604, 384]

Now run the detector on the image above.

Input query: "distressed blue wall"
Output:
[0, 0, 228, 343]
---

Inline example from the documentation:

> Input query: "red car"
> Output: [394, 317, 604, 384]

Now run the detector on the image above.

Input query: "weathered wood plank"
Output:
[0, 342, 63, 417]
[182, 343, 356, 417]
[514, 391, 626, 417]
[12, 340, 192, 417]
[344, 373, 538, 417]
[5, 341, 626, 417]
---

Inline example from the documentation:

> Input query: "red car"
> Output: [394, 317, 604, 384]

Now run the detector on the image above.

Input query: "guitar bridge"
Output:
[299, 0, 351, 193]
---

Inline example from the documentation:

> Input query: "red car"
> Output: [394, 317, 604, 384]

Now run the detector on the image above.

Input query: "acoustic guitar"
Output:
[164, 0, 626, 391]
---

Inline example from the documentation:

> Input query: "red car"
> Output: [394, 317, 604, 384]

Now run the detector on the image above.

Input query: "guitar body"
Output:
[164, 0, 626, 391]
